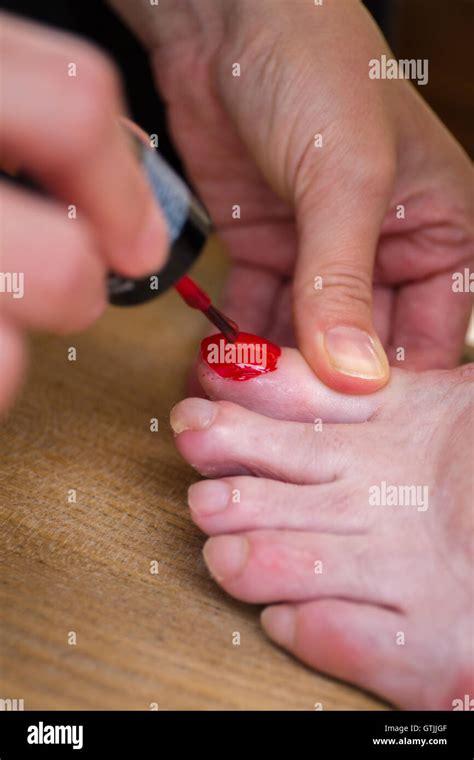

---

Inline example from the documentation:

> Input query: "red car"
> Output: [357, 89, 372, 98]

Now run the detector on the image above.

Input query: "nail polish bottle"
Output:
[107, 124, 211, 306]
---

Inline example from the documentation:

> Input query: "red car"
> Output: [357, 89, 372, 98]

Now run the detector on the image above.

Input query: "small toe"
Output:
[261, 599, 410, 707]
[202, 530, 388, 606]
[188, 477, 368, 535]
[172, 399, 346, 484]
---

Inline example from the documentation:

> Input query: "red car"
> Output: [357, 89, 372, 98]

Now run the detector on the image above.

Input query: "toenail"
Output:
[261, 605, 296, 648]
[170, 398, 216, 434]
[203, 535, 248, 581]
[188, 480, 230, 515]
[324, 326, 387, 380]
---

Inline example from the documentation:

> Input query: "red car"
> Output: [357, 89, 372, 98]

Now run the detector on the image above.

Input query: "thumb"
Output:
[294, 177, 390, 394]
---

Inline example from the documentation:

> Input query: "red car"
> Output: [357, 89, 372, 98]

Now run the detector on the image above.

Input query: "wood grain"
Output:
[0, 240, 385, 710]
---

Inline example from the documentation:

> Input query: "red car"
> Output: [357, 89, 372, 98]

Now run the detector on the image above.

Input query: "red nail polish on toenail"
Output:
[201, 332, 281, 381]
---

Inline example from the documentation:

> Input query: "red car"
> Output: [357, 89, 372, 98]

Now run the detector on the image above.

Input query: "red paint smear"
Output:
[175, 275, 211, 310]
[201, 332, 281, 381]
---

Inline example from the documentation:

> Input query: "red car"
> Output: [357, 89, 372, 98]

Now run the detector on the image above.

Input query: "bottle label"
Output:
[141, 145, 190, 243]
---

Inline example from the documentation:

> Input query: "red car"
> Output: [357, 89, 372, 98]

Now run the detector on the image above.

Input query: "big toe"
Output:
[198, 334, 396, 424]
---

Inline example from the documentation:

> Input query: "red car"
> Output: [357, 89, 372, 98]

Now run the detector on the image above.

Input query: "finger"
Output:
[1, 182, 106, 332]
[0, 319, 26, 416]
[170, 398, 344, 483]
[293, 157, 394, 394]
[388, 271, 473, 369]
[267, 281, 296, 347]
[219, 263, 282, 337]
[217, 211, 298, 345]
[372, 285, 393, 349]
[198, 344, 400, 424]
[0, 13, 168, 277]
[188, 477, 368, 535]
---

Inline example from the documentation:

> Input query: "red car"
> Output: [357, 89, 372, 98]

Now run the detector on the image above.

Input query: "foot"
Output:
[170, 347, 474, 710]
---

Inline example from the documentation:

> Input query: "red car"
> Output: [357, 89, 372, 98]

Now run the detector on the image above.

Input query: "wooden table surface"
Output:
[0, 240, 385, 711]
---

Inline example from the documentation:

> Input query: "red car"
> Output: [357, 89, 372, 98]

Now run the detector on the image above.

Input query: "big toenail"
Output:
[324, 326, 387, 379]
[203, 536, 248, 581]
[188, 480, 230, 515]
[261, 605, 296, 648]
[170, 398, 216, 434]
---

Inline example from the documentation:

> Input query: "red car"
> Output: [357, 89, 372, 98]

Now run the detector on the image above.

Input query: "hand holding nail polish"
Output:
[0, 15, 168, 415]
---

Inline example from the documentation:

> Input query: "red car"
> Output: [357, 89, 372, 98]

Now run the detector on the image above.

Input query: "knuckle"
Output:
[297, 264, 373, 316]
[214, 400, 244, 424]
[346, 146, 397, 195]
[297, 133, 396, 205]
[321, 268, 373, 312]
[323, 427, 354, 465]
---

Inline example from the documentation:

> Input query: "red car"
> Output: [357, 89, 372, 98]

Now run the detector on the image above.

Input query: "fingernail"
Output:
[188, 480, 230, 515]
[324, 326, 387, 379]
[118, 117, 169, 273]
[261, 605, 296, 648]
[170, 398, 216, 434]
[131, 205, 168, 272]
[203, 535, 248, 581]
